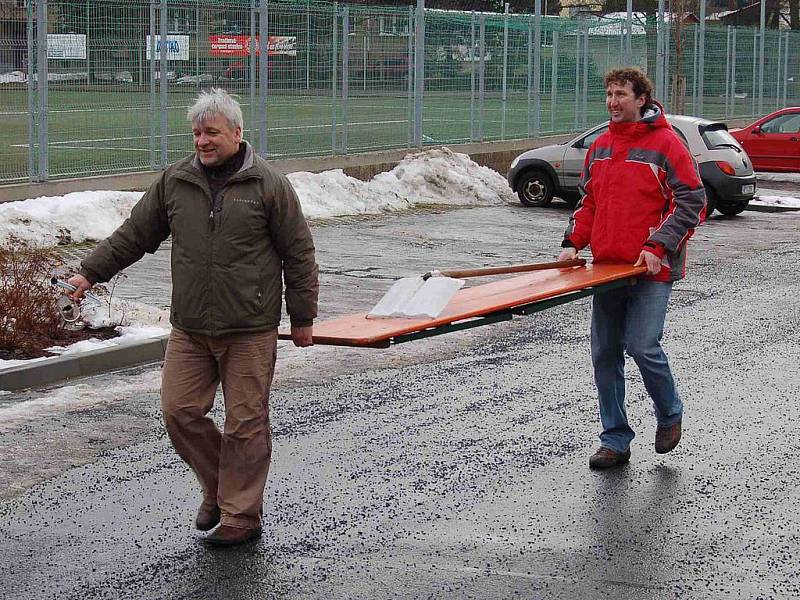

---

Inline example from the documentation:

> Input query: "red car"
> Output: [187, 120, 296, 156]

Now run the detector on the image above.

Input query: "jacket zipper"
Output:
[207, 187, 216, 336]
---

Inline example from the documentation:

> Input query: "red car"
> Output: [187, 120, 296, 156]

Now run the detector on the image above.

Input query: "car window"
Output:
[701, 125, 742, 150]
[577, 126, 607, 149]
[760, 113, 800, 134]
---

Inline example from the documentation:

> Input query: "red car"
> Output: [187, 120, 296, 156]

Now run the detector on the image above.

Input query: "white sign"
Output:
[47, 34, 87, 60]
[146, 35, 190, 61]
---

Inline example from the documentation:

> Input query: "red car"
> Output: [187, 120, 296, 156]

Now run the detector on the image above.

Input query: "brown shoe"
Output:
[204, 524, 263, 546]
[588, 446, 631, 469]
[655, 421, 682, 454]
[195, 503, 221, 531]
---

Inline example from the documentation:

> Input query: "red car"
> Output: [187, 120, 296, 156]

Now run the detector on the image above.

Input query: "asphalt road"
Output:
[1, 203, 799, 599]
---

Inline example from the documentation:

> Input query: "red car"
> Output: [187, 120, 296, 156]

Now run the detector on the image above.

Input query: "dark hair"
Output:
[604, 67, 654, 116]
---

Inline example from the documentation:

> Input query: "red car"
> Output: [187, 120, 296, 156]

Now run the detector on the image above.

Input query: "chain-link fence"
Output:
[1, 0, 798, 184]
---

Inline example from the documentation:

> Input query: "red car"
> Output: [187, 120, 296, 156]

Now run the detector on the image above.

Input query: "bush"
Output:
[0, 237, 66, 359]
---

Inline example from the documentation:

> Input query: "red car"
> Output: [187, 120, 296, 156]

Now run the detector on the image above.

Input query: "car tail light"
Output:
[716, 161, 736, 176]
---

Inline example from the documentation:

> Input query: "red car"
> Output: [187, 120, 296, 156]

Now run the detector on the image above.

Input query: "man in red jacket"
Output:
[558, 67, 705, 469]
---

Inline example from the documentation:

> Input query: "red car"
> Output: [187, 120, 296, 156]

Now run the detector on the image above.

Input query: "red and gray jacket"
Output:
[562, 103, 706, 282]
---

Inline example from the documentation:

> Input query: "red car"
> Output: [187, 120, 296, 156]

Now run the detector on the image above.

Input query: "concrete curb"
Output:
[0, 334, 169, 392]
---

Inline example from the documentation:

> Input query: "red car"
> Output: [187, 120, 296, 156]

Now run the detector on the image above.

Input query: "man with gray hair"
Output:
[67, 88, 319, 545]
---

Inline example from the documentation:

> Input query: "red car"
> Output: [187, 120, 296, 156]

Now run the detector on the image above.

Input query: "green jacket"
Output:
[81, 143, 318, 336]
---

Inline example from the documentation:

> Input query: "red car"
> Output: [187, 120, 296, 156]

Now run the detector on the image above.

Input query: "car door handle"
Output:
[791, 137, 799, 142]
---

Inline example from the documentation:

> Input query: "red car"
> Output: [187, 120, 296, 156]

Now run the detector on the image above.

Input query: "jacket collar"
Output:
[608, 100, 669, 139]
[175, 141, 261, 187]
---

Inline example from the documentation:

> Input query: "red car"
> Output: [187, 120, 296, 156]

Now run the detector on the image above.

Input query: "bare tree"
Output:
[668, 0, 691, 114]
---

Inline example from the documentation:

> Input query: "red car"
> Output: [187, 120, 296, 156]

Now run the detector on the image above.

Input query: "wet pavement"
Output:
[1, 202, 800, 599]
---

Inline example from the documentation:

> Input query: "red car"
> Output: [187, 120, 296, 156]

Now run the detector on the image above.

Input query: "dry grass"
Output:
[0, 238, 68, 359]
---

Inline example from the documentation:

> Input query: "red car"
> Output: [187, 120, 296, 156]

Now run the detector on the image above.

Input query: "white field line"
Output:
[41, 145, 154, 152]
[0, 100, 413, 118]
[9, 118, 411, 149]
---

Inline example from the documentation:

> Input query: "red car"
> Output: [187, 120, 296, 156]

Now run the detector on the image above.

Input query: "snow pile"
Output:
[367, 147, 516, 208]
[0, 190, 142, 246]
[42, 299, 170, 357]
[288, 169, 412, 219]
[751, 193, 800, 209]
[44, 326, 167, 356]
[755, 172, 800, 184]
[0, 148, 513, 245]
[0, 299, 169, 370]
[80, 297, 170, 330]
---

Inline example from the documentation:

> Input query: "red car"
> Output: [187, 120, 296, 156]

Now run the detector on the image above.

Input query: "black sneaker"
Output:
[588, 446, 631, 469]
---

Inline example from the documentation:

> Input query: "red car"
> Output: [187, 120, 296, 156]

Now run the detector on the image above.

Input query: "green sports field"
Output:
[0, 85, 753, 184]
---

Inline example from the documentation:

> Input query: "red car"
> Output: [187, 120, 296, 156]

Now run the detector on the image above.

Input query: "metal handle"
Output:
[428, 258, 587, 280]
[50, 277, 103, 305]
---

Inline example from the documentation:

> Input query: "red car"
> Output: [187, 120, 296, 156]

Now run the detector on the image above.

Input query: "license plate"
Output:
[742, 184, 755, 195]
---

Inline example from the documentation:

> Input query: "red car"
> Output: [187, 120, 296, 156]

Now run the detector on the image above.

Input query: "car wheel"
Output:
[517, 169, 554, 207]
[716, 200, 749, 216]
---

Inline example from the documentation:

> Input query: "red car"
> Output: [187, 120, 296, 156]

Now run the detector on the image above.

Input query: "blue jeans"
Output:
[590, 280, 682, 453]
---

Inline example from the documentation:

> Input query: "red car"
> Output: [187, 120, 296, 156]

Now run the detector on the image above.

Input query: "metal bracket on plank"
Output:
[388, 277, 637, 346]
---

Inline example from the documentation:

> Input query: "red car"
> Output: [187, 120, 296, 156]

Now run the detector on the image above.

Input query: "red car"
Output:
[730, 107, 800, 172]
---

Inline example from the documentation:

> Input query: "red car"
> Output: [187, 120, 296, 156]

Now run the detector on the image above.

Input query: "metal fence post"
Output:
[159, 0, 168, 169]
[306, 0, 311, 90]
[725, 26, 731, 117]
[758, 0, 765, 115]
[258, 0, 268, 156]
[527, 18, 532, 137]
[341, 6, 349, 154]
[331, 5, 337, 154]
[731, 27, 737, 116]
[534, 0, 541, 137]
[776, 33, 782, 110]
[194, 5, 199, 88]
[656, 0, 664, 102]
[149, 1, 156, 169]
[85, 0, 90, 86]
[691, 25, 697, 115]
[581, 23, 588, 129]
[663, 19, 670, 110]
[479, 15, 485, 142]
[413, 0, 424, 148]
[697, 0, 705, 117]
[409, 6, 415, 146]
[551, 30, 558, 132]
[625, 0, 632, 65]
[470, 12, 476, 142]
[573, 21, 580, 131]
[501, 3, 508, 140]
[783, 31, 789, 106]
[27, 0, 36, 182]
[36, 0, 48, 180]
[249, 0, 256, 142]
[751, 28, 757, 115]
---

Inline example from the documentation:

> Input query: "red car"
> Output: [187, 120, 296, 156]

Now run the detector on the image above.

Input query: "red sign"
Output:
[209, 35, 296, 57]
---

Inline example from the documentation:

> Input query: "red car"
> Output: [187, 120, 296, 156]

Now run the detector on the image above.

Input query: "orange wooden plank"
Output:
[279, 263, 647, 347]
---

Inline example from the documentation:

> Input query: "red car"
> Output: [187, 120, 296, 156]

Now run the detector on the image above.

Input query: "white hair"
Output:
[187, 88, 243, 131]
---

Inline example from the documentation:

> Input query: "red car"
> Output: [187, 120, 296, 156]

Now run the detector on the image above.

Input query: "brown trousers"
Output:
[161, 328, 277, 529]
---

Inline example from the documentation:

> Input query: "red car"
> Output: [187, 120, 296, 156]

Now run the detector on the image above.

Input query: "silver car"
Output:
[507, 115, 756, 216]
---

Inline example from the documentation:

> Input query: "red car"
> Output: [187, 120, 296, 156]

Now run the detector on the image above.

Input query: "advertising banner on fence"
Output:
[209, 35, 297, 57]
[47, 34, 87, 60]
[146, 35, 190, 61]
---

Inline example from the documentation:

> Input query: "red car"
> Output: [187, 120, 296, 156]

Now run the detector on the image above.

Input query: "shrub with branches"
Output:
[0, 237, 66, 359]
